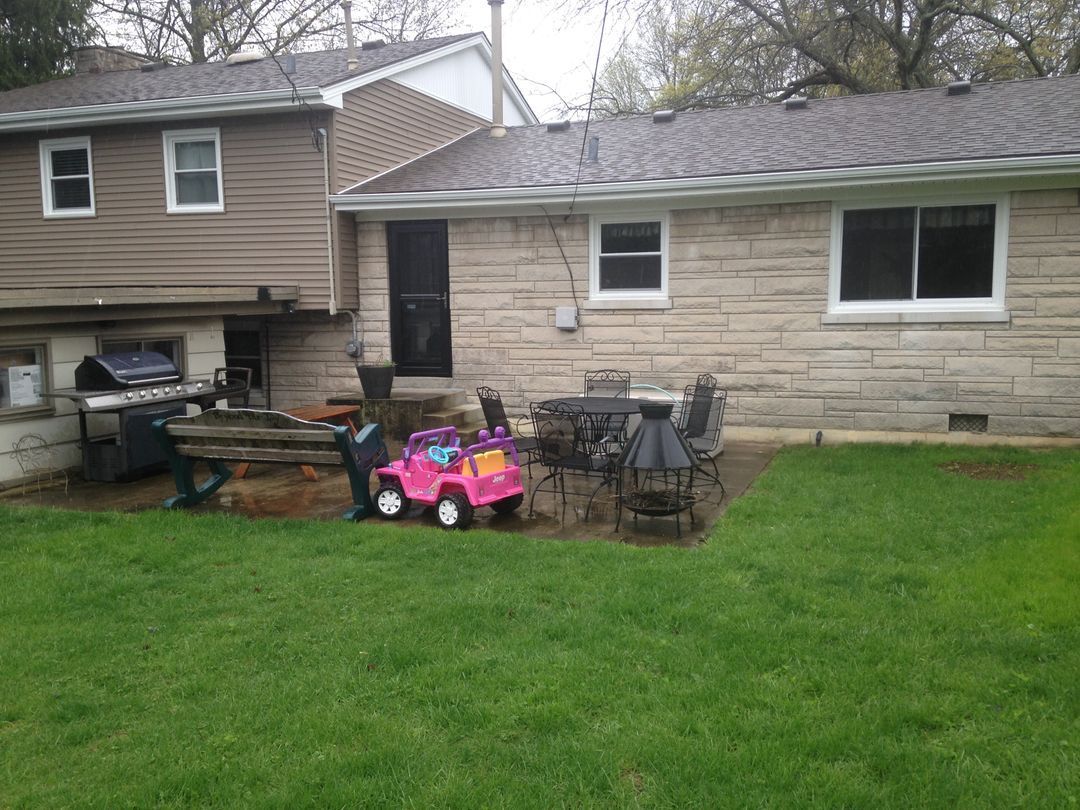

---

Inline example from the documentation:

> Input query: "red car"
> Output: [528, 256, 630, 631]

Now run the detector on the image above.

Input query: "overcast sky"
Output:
[456, 2, 635, 120]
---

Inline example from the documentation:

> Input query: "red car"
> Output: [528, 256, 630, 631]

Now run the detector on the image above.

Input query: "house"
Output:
[329, 75, 1080, 444]
[0, 34, 535, 483]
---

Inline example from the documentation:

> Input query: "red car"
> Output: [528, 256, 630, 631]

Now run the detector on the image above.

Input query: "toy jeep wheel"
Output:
[490, 493, 524, 515]
[435, 493, 473, 529]
[375, 483, 410, 520]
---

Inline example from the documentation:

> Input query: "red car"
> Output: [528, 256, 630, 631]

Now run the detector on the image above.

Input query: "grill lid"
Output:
[74, 351, 182, 390]
[617, 402, 698, 471]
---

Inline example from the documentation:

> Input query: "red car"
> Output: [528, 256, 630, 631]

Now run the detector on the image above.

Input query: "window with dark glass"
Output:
[223, 329, 263, 388]
[840, 204, 995, 302]
[598, 220, 663, 292]
[101, 337, 183, 371]
[40, 138, 94, 216]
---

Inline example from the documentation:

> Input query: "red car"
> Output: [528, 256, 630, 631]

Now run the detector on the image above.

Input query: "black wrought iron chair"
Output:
[678, 384, 727, 495]
[476, 386, 538, 472]
[528, 401, 619, 519]
[583, 369, 631, 397]
[583, 368, 632, 447]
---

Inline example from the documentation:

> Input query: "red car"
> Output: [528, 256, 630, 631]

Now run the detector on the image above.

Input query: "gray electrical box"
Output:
[555, 306, 579, 330]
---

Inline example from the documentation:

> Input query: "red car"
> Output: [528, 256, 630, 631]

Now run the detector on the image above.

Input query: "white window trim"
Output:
[828, 193, 1010, 319]
[162, 127, 224, 214]
[39, 136, 95, 218]
[0, 340, 53, 421]
[588, 212, 669, 303]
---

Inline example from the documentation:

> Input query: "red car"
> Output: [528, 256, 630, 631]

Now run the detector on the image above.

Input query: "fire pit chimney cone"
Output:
[617, 402, 697, 471]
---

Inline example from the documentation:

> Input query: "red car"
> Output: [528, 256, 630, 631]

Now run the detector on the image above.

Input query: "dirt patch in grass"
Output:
[937, 461, 1039, 481]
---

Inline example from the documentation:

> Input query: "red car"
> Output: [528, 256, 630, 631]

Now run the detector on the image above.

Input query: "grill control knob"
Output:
[151, 388, 159, 396]
[126, 392, 134, 400]
[176, 385, 184, 394]
[164, 386, 171, 394]
[139, 390, 147, 398]
[196, 382, 204, 390]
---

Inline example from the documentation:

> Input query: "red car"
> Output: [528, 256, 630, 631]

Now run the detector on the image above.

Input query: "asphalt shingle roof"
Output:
[349, 74, 1080, 194]
[0, 33, 478, 114]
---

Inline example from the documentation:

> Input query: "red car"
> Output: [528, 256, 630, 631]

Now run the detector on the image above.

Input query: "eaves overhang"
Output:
[0, 87, 336, 134]
[330, 153, 1080, 215]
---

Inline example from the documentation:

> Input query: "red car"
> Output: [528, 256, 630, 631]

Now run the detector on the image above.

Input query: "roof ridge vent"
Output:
[361, 39, 386, 50]
[947, 79, 972, 95]
[546, 120, 571, 132]
[652, 109, 675, 123]
[139, 62, 169, 72]
[225, 51, 262, 66]
[784, 96, 808, 110]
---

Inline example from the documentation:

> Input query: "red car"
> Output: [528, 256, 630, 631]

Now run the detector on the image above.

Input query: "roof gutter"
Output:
[0, 86, 336, 133]
[330, 153, 1080, 213]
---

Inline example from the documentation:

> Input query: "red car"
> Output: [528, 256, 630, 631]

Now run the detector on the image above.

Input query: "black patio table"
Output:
[538, 396, 644, 416]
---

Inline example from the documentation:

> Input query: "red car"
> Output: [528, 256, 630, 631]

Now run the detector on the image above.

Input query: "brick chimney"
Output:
[74, 46, 155, 75]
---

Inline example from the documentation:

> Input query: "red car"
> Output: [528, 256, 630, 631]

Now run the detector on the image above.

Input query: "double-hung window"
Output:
[163, 128, 224, 213]
[589, 214, 669, 302]
[39, 137, 95, 217]
[829, 196, 1008, 318]
[100, 337, 184, 372]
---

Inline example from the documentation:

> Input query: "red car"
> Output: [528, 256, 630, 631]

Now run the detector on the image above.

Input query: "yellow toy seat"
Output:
[460, 450, 506, 477]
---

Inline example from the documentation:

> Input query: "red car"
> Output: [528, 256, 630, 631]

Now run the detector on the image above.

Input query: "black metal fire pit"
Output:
[615, 402, 700, 537]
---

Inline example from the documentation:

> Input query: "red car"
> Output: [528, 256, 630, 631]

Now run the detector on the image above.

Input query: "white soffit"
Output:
[392, 45, 531, 126]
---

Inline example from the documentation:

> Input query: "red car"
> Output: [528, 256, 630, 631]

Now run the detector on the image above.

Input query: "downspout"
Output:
[318, 126, 337, 316]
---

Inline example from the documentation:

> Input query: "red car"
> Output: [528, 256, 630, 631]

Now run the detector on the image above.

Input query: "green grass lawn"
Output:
[1, 444, 1077, 808]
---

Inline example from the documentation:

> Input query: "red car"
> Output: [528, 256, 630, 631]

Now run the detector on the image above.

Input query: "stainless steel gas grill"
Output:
[48, 353, 251, 482]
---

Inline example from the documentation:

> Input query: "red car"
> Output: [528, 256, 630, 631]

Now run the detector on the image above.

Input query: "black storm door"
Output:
[387, 220, 452, 377]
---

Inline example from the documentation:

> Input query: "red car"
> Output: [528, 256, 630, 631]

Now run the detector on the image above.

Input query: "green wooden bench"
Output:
[152, 408, 381, 520]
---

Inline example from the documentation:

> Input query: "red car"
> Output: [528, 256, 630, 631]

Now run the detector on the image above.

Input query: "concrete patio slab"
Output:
[2, 441, 779, 547]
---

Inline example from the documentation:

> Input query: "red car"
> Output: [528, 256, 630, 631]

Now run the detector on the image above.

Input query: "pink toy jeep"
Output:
[373, 425, 524, 529]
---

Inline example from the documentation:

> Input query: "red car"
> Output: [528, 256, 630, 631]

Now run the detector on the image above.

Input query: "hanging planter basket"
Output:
[356, 364, 395, 399]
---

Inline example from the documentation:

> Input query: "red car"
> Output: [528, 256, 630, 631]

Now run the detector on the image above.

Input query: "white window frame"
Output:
[0, 341, 52, 420]
[39, 136, 95, 218]
[828, 193, 1009, 319]
[588, 213, 670, 303]
[162, 127, 224, 214]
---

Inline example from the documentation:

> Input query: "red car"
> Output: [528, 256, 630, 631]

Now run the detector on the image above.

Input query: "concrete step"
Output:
[394, 387, 466, 412]
[455, 421, 490, 445]
[422, 404, 484, 430]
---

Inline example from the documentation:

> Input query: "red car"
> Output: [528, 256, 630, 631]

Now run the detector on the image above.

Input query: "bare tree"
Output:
[92, 0, 467, 64]
[561, 0, 1080, 114]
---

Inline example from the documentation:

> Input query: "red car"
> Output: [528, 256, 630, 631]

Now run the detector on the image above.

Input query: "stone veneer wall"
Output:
[345, 187, 1080, 442]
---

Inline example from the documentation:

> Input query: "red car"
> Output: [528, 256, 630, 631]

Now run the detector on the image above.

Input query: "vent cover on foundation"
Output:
[949, 413, 988, 433]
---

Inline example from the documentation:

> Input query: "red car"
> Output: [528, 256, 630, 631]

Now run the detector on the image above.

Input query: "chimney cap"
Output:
[652, 109, 676, 123]
[546, 120, 571, 132]
[784, 96, 808, 110]
[947, 79, 972, 95]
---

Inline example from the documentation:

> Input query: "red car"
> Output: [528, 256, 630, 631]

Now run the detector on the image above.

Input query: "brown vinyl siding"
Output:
[0, 113, 334, 309]
[332, 79, 486, 191]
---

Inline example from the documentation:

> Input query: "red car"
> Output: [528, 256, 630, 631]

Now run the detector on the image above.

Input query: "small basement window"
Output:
[949, 413, 989, 433]
[39, 137, 95, 217]
[0, 344, 50, 418]
[100, 337, 184, 372]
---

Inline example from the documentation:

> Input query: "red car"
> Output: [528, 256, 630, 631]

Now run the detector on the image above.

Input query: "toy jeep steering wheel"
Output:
[427, 445, 457, 465]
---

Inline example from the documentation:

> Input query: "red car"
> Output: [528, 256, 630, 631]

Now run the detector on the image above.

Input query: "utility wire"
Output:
[567, 0, 611, 218]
